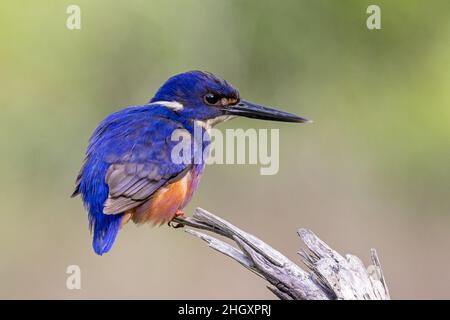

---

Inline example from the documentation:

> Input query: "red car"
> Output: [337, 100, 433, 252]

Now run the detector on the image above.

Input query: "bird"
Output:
[72, 71, 310, 255]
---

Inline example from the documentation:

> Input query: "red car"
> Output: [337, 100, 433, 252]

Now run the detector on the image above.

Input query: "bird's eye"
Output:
[204, 93, 221, 105]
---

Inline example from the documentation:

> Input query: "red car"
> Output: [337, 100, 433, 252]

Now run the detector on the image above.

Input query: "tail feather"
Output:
[91, 213, 123, 255]
[76, 158, 123, 255]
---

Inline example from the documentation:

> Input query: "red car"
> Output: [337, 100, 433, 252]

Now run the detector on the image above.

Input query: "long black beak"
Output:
[225, 100, 311, 123]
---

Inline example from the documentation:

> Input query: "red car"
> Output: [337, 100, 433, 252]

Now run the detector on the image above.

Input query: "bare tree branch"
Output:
[173, 207, 390, 300]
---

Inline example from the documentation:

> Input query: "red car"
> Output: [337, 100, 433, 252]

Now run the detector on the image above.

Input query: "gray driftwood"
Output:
[173, 207, 390, 300]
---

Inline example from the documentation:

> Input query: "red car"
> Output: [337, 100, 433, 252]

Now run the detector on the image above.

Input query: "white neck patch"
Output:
[195, 115, 236, 132]
[149, 100, 184, 111]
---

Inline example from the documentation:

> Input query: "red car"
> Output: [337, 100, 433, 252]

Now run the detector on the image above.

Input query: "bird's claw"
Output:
[168, 210, 186, 228]
[168, 220, 185, 229]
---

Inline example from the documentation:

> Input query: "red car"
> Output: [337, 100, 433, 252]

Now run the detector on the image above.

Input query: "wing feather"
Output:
[103, 126, 192, 214]
[72, 106, 194, 214]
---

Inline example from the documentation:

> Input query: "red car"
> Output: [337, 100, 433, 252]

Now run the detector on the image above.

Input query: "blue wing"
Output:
[72, 105, 191, 254]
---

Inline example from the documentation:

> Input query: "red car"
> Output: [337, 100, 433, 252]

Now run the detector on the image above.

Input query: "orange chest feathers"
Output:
[123, 171, 195, 226]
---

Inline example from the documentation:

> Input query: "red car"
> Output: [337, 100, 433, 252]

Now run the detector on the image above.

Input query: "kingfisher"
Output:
[72, 71, 310, 255]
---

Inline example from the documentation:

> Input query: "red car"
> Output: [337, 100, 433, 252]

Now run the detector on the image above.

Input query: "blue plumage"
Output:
[74, 106, 192, 254]
[73, 71, 308, 255]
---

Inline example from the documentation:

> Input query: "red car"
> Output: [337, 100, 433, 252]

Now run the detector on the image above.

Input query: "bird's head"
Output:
[150, 70, 310, 127]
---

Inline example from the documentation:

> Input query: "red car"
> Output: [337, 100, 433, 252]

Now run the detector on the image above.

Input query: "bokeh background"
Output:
[1, 0, 449, 299]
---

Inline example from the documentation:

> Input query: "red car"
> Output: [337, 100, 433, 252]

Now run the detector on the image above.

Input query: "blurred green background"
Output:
[1, 0, 449, 299]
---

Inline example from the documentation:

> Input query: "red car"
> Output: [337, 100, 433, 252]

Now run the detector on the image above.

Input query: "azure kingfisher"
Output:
[72, 71, 310, 255]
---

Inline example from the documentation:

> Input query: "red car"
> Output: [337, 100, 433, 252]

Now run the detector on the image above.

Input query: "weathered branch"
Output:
[173, 207, 390, 300]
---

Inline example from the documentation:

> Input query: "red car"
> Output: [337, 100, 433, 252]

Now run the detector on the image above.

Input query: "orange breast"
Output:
[126, 172, 193, 226]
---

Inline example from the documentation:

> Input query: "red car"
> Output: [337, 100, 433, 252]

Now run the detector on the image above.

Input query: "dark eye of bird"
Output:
[204, 93, 221, 105]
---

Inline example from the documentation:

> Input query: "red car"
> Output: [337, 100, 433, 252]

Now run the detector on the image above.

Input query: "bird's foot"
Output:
[174, 210, 186, 218]
[168, 210, 186, 228]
